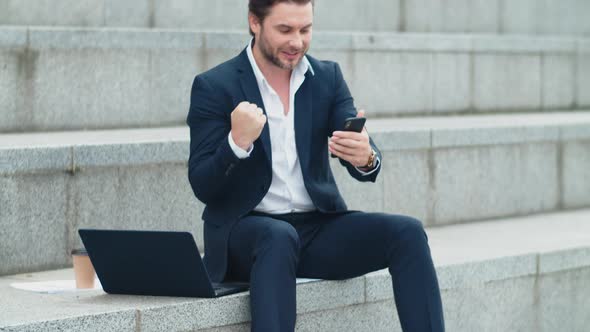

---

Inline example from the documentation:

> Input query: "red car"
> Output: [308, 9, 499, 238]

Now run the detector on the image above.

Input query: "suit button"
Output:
[225, 164, 235, 177]
[259, 185, 265, 193]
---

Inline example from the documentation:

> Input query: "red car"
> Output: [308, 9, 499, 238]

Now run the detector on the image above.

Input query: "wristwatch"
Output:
[364, 149, 377, 169]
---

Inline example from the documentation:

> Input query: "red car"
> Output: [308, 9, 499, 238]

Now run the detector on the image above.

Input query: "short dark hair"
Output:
[248, 0, 314, 36]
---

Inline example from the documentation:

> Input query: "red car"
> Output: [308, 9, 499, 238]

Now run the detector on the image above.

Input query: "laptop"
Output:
[78, 229, 249, 298]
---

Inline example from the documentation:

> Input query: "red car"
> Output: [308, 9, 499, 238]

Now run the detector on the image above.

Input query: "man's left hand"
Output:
[329, 110, 373, 168]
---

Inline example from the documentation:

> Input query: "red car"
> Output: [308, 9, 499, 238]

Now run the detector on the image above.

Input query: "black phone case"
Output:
[343, 117, 366, 132]
[330, 117, 367, 158]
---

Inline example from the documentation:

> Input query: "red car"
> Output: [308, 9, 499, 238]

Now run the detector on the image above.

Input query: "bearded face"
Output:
[250, 2, 313, 71]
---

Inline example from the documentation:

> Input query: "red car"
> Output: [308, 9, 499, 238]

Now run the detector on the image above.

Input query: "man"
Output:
[187, 0, 445, 331]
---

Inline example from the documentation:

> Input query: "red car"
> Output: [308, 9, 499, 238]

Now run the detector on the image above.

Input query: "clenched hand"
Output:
[230, 101, 267, 150]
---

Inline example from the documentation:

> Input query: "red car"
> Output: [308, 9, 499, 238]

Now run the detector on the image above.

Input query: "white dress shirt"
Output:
[228, 39, 379, 214]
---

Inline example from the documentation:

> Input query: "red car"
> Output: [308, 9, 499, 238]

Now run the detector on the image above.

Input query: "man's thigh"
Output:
[296, 211, 425, 280]
[226, 215, 299, 282]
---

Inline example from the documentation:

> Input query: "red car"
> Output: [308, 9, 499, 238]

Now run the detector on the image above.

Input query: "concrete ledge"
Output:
[1, 27, 587, 54]
[1, 28, 590, 132]
[1, 209, 589, 331]
[28, 27, 204, 50]
[2, 112, 589, 172]
[0, 146, 71, 175]
[0, 26, 27, 48]
[1, 0, 589, 37]
[2, 112, 590, 276]
[579, 40, 590, 53]
[350, 33, 580, 53]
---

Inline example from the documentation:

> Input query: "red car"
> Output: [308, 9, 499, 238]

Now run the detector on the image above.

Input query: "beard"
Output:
[256, 29, 308, 70]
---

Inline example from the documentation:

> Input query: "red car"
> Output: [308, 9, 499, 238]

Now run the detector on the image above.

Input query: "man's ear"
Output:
[248, 13, 261, 35]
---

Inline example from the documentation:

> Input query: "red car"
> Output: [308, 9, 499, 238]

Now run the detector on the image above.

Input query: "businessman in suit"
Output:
[187, 0, 445, 331]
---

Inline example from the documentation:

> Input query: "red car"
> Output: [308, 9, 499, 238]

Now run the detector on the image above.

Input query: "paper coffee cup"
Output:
[71, 248, 95, 289]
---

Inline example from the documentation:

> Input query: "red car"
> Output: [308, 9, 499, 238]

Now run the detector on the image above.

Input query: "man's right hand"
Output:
[230, 101, 267, 150]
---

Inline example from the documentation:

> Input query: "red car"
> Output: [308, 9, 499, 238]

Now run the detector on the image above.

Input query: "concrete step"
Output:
[1, 209, 589, 331]
[1, 27, 589, 132]
[1, 111, 590, 276]
[1, 0, 589, 37]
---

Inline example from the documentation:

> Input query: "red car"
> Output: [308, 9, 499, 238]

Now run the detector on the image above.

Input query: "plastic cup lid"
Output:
[71, 248, 88, 255]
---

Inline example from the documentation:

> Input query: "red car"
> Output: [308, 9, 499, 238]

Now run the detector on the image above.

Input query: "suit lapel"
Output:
[294, 71, 313, 171]
[237, 50, 272, 166]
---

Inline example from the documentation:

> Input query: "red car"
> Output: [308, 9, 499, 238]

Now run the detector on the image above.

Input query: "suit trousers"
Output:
[225, 210, 445, 332]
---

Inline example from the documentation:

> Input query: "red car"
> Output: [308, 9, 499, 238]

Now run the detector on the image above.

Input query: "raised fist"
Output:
[230, 101, 267, 150]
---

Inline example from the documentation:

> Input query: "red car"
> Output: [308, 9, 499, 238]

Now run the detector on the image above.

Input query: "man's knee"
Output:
[258, 221, 301, 257]
[387, 215, 428, 247]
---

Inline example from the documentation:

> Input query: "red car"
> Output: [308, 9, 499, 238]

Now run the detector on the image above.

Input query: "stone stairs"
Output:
[1, 0, 589, 36]
[1, 27, 589, 132]
[1, 1, 590, 330]
[2, 111, 589, 276]
[1, 209, 589, 331]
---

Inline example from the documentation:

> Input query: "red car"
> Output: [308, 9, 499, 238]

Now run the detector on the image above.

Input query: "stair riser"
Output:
[2, 29, 589, 132]
[198, 268, 590, 332]
[6, 266, 587, 331]
[1, 0, 589, 36]
[2, 128, 589, 275]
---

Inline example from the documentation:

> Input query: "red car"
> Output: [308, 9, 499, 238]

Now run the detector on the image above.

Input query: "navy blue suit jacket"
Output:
[187, 48, 382, 283]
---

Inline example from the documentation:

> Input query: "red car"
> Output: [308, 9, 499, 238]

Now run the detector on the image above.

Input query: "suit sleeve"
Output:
[186, 75, 242, 204]
[329, 62, 383, 183]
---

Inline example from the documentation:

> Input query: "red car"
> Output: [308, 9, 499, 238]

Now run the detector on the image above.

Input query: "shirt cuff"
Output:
[355, 156, 381, 176]
[228, 132, 253, 159]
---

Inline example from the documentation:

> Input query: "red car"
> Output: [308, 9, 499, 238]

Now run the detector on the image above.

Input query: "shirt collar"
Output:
[246, 38, 314, 89]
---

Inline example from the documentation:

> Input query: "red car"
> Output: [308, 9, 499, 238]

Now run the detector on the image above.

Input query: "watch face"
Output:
[366, 150, 376, 168]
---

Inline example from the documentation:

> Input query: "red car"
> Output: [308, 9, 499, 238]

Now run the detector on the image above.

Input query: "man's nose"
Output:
[289, 35, 303, 49]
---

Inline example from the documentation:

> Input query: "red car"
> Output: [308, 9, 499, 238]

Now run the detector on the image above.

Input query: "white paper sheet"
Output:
[295, 278, 321, 284]
[10, 277, 319, 294]
[10, 279, 103, 294]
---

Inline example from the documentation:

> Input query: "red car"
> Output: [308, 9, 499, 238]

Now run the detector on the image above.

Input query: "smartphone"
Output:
[342, 117, 366, 132]
[330, 117, 366, 158]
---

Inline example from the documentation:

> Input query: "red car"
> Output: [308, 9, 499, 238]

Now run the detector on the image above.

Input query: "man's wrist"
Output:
[356, 154, 380, 176]
[362, 149, 377, 169]
[231, 131, 252, 151]
[228, 132, 253, 159]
